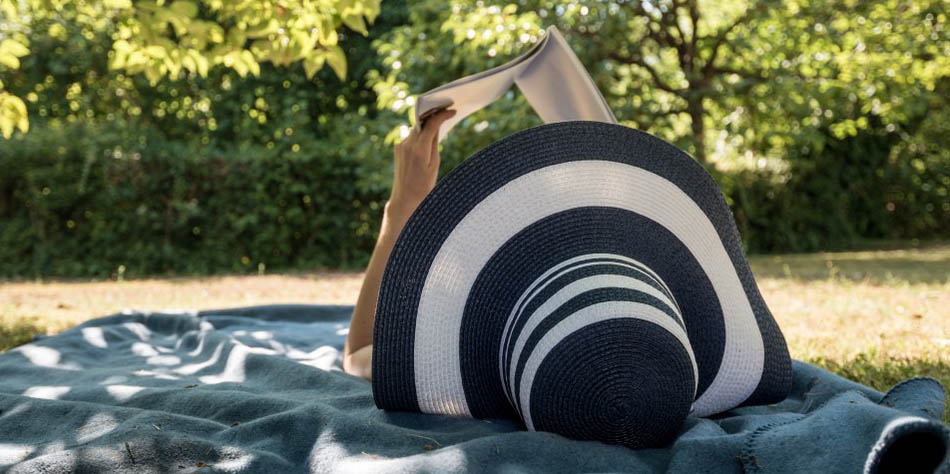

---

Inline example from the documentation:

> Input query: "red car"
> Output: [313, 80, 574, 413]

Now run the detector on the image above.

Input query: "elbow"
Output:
[343, 344, 373, 381]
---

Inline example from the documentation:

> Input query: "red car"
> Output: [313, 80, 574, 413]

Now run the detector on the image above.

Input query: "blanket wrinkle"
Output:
[0, 305, 946, 474]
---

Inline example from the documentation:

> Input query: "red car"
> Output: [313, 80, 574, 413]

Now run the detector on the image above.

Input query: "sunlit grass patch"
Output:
[0, 315, 48, 353]
[749, 243, 950, 425]
[749, 241, 950, 285]
[806, 352, 950, 424]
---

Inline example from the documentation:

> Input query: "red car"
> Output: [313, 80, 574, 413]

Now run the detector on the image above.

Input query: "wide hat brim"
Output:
[373, 121, 791, 446]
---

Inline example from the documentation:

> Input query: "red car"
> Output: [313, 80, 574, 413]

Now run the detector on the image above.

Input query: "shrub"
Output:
[0, 121, 388, 278]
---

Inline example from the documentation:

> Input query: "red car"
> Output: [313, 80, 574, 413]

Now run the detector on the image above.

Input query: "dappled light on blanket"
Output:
[0, 305, 945, 473]
[15, 345, 80, 371]
[9, 308, 344, 405]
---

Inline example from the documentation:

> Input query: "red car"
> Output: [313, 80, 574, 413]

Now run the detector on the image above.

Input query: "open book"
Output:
[415, 26, 617, 142]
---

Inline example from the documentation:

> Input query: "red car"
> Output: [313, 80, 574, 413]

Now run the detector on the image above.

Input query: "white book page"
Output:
[515, 27, 616, 125]
[415, 26, 615, 142]
[414, 34, 545, 141]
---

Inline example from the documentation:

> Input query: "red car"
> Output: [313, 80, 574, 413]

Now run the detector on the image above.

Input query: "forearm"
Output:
[342, 107, 455, 379]
[343, 200, 416, 370]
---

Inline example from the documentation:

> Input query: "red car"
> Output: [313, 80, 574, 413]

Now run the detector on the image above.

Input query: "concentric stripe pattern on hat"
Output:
[499, 254, 697, 411]
[373, 121, 792, 446]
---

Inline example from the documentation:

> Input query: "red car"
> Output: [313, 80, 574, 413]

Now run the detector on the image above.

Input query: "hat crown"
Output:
[498, 253, 698, 416]
[497, 253, 698, 447]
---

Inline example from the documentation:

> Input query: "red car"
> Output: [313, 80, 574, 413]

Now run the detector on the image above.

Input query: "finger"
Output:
[418, 109, 456, 145]
[424, 110, 455, 166]
[423, 108, 456, 128]
[429, 127, 439, 167]
[398, 123, 421, 150]
[418, 104, 451, 123]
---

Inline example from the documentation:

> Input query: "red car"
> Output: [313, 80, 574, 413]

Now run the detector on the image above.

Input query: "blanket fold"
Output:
[0, 305, 946, 473]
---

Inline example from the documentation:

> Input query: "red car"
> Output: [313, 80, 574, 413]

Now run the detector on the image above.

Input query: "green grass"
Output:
[807, 352, 949, 422]
[0, 315, 48, 352]
[2, 243, 949, 424]
[748, 243, 950, 424]
[805, 352, 950, 424]
[749, 240, 950, 285]
[808, 351, 950, 397]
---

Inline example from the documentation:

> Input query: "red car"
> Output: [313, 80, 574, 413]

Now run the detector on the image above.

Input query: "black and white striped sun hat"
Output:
[372, 121, 792, 449]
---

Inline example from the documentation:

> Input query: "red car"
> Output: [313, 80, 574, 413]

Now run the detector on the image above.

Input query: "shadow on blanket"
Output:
[0, 305, 947, 474]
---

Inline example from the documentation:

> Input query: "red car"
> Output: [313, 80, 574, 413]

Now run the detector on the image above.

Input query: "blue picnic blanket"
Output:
[0, 304, 946, 473]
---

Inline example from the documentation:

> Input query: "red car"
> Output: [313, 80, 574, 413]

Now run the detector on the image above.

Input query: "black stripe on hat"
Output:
[527, 317, 695, 449]
[501, 259, 683, 404]
[509, 286, 682, 411]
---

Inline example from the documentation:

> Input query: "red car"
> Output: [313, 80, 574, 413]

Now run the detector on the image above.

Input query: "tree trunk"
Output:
[687, 96, 706, 163]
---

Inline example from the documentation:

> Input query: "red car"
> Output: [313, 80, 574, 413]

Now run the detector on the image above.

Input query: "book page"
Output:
[414, 37, 544, 141]
[515, 27, 616, 124]
[414, 26, 615, 142]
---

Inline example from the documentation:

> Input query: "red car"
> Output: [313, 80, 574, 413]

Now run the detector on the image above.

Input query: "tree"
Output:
[0, 0, 382, 138]
[0, 0, 30, 138]
[369, 0, 947, 165]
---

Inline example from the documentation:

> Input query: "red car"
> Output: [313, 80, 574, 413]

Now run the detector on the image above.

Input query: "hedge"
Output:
[0, 122, 387, 278]
[2, 114, 947, 279]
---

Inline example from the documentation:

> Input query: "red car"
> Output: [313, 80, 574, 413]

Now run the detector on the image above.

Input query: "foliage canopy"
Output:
[370, 0, 947, 164]
[0, 0, 381, 138]
[0, 0, 946, 277]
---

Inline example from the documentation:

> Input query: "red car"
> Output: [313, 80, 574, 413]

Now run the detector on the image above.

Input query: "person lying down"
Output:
[338, 109, 794, 451]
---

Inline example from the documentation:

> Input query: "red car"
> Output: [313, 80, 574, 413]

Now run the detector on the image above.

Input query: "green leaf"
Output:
[0, 0, 17, 21]
[325, 45, 346, 79]
[144, 45, 167, 59]
[303, 52, 326, 78]
[13, 107, 28, 134]
[0, 116, 11, 139]
[207, 24, 225, 43]
[144, 63, 163, 84]
[318, 17, 339, 46]
[0, 53, 19, 70]
[225, 51, 249, 77]
[0, 92, 28, 138]
[189, 49, 209, 77]
[242, 50, 260, 77]
[245, 19, 279, 39]
[164, 54, 182, 79]
[0, 39, 29, 58]
[342, 13, 367, 36]
[169, 1, 198, 19]
[363, 0, 381, 23]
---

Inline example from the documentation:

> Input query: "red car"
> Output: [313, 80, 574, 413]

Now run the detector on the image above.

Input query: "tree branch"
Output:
[606, 101, 689, 125]
[688, 0, 700, 56]
[709, 65, 768, 81]
[608, 52, 683, 95]
[702, 6, 758, 76]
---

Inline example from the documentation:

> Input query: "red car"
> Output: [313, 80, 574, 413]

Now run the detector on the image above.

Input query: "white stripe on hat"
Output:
[497, 254, 682, 403]
[500, 254, 680, 364]
[503, 272, 694, 407]
[516, 301, 695, 431]
[413, 160, 764, 417]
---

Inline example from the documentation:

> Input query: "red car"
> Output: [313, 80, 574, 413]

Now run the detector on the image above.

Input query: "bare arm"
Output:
[343, 108, 456, 379]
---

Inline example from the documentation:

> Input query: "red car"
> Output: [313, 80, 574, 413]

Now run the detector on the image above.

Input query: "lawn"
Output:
[2, 243, 949, 423]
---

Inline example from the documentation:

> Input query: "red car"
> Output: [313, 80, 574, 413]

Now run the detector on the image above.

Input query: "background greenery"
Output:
[0, 0, 947, 278]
